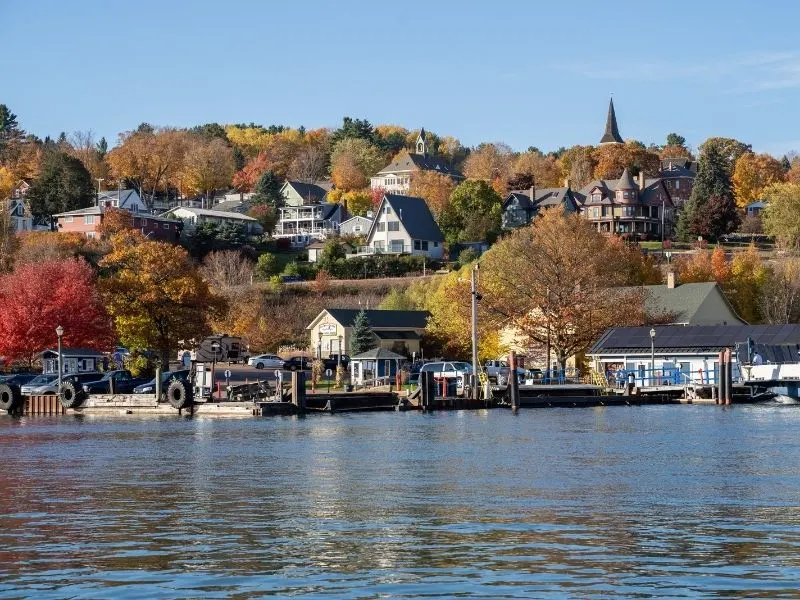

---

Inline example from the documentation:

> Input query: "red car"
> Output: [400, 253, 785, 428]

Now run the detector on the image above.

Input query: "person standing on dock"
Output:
[752, 352, 763, 366]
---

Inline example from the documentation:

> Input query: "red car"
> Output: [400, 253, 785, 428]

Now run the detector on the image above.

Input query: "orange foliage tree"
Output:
[409, 170, 455, 218]
[732, 152, 786, 208]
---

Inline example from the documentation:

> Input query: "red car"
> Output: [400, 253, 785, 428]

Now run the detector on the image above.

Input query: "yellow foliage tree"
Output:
[99, 232, 226, 366]
[0, 166, 15, 199]
[181, 137, 235, 200]
[726, 244, 768, 323]
[732, 152, 786, 208]
[409, 170, 455, 218]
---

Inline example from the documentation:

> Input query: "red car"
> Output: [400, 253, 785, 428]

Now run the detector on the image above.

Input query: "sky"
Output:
[3, 0, 800, 156]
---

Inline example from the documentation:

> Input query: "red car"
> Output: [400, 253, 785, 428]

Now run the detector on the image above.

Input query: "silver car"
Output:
[21, 374, 58, 395]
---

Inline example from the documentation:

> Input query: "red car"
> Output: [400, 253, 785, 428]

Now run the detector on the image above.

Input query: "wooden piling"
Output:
[717, 351, 725, 405]
[508, 351, 520, 411]
[154, 367, 162, 402]
[291, 371, 306, 412]
[725, 348, 733, 405]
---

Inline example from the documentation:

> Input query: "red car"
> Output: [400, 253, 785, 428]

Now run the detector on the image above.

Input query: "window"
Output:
[433, 241, 438, 247]
[390, 239, 404, 252]
[592, 207, 600, 218]
[602, 206, 609, 217]
[354, 225, 362, 233]
[421, 241, 429, 251]
[86, 232, 97, 239]
[65, 216, 74, 223]
[387, 221, 400, 231]
[414, 240, 421, 250]
[85, 215, 95, 225]
[377, 222, 385, 232]
[592, 192, 600, 202]
[384, 206, 392, 215]
[374, 240, 385, 250]
[624, 206, 635, 217]
[675, 180, 680, 189]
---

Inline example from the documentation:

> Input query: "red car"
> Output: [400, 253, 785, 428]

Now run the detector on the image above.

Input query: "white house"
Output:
[160, 206, 262, 234]
[276, 202, 344, 247]
[4, 198, 34, 232]
[353, 194, 444, 259]
[369, 129, 463, 194]
[280, 181, 330, 206]
[97, 189, 145, 212]
[339, 215, 373, 237]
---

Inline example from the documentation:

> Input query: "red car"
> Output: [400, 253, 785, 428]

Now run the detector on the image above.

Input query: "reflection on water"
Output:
[1, 406, 800, 597]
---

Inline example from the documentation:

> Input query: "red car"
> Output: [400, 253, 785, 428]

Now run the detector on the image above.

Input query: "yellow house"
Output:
[307, 309, 429, 359]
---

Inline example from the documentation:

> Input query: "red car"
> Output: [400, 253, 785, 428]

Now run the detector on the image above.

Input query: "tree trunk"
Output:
[160, 346, 171, 371]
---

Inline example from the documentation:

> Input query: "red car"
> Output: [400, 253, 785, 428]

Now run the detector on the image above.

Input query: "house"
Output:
[578, 168, 674, 239]
[659, 158, 696, 208]
[97, 189, 145, 212]
[746, 201, 766, 217]
[502, 185, 580, 230]
[160, 206, 262, 234]
[349, 347, 406, 386]
[53, 205, 181, 240]
[370, 129, 464, 194]
[354, 194, 444, 259]
[637, 276, 746, 326]
[587, 324, 800, 386]
[280, 181, 329, 206]
[276, 202, 344, 247]
[339, 215, 373, 237]
[307, 308, 430, 359]
[11, 180, 30, 199]
[3, 198, 34, 232]
[40, 348, 104, 375]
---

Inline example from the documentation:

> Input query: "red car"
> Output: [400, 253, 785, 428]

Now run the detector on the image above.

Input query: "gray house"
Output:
[637, 276, 746, 326]
[354, 194, 444, 259]
[502, 186, 580, 230]
[339, 215, 373, 237]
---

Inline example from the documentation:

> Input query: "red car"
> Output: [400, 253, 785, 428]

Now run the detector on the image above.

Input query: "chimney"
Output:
[563, 178, 570, 188]
[638, 171, 645, 191]
[529, 184, 535, 204]
[667, 271, 677, 289]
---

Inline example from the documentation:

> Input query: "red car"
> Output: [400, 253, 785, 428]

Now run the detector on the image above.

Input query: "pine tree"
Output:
[250, 171, 283, 208]
[676, 145, 732, 241]
[349, 310, 375, 355]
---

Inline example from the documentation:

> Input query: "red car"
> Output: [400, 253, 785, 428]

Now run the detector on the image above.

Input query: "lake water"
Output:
[1, 406, 800, 598]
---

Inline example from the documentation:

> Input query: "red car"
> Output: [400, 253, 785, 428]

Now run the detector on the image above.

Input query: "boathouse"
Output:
[307, 309, 429, 359]
[588, 324, 800, 385]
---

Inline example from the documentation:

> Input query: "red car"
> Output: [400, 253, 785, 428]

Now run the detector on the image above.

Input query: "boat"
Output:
[739, 343, 800, 403]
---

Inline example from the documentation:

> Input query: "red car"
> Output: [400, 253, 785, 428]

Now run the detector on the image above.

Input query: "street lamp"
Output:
[55, 325, 64, 394]
[338, 335, 343, 367]
[649, 328, 656, 386]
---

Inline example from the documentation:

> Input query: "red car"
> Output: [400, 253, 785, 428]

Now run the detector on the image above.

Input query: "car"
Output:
[418, 361, 474, 395]
[82, 370, 150, 394]
[282, 357, 311, 371]
[0, 373, 39, 387]
[248, 354, 284, 370]
[323, 354, 350, 370]
[29, 372, 103, 395]
[133, 370, 190, 395]
[21, 374, 58, 396]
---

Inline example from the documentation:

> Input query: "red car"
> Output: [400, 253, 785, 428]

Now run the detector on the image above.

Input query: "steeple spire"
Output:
[600, 98, 623, 144]
[416, 128, 427, 155]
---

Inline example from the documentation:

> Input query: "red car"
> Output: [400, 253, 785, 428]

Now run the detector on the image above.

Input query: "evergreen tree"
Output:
[781, 155, 792, 173]
[250, 171, 283, 208]
[96, 136, 108, 158]
[676, 145, 732, 241]
[349, 310, 375, 355]
[692, 194, 740, 241]
[26, 151, 94, 228]
[0, 104, 24, 159]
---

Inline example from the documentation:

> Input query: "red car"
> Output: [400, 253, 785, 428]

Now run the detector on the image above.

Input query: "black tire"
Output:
[59, 380, 86, 409]
[0, 383, 21, 411]
[166, 379, 192, 409]
[255, 363, 264, 370]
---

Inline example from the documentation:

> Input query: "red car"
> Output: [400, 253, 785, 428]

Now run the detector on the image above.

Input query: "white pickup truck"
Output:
[483, 360, 525, 385]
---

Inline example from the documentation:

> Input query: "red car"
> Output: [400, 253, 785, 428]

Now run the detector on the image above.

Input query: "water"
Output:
[1, 406, 800, 598]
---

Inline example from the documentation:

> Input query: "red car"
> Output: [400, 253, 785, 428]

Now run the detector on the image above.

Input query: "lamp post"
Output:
[470, 264, 480, 400]
[56, 325, 64, 394]
[338, 335, 343, 367]
[96, 178, 104, 206]
[649, 328, 656, 386]
[318, 331, 323, 360]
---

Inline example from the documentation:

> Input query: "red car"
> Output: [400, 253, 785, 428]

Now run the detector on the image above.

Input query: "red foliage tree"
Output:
[232, 153, 271, 192]
[0, 258, 115, 365]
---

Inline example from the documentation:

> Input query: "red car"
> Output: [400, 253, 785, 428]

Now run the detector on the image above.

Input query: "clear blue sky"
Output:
[3, 0, 800, 156]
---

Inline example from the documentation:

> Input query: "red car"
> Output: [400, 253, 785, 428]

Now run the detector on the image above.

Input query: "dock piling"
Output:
[155, 367, 162, 403]
[508, 351, 520, 412]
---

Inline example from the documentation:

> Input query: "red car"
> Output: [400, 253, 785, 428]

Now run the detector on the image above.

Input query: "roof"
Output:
[350, 347, 408, 360]
[379, 194, 445, 242]
[635, 282, 744, 325]
[747, 201, 766, 209]
[98, 189, 139, 205]
[504, 187, 580, 213]
[311, 309, 430, 330]
[372, 330, 421, 340]
[376, 150, 463, 178]
[660, 158, 697, 177]
[284, 181, 328, 204]
[54, 206, 103, 217]
[340, 215, 373, 226]
[578, 177, 672, 207]
[600, 98, 623, 144]
[211, 199, 246, 213]
[617, 168, 636, 190]
[589, 324, 800, 355]
[40, 348, 105, 358]
[166, 207, 257, 221]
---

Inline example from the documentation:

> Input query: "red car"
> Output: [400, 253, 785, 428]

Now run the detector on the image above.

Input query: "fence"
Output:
[605, 366, 732, 388]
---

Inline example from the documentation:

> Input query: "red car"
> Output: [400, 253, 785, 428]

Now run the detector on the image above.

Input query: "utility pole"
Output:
[470, 264, 480, 400]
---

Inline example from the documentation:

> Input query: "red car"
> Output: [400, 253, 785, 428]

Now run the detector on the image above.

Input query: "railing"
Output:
[605, 367, 728, 388]
[354, 245, 410, 255]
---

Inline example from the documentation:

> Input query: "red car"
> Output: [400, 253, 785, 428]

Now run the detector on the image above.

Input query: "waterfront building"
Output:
[40, 348, 104, 375]
[635, 276, 745, 326]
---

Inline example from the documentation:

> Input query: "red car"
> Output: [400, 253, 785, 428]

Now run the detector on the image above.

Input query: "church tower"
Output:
[416, 128, 427, 156]
[599, 98, 623, 145]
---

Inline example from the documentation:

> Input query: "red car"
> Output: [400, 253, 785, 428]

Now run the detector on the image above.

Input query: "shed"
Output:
[40, 348, 104, 375]
[349, 347, 407, 386]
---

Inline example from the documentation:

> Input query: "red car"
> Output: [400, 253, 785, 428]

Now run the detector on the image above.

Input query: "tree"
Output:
[96, 136, 108, 158]
[408, 170, 455, 218]
[727, 244, 767, 323]
[558, 145, 597, 189]
[250, 171, 283, 208]
[97, 206, 134, 237]
[593, 141, 660, 180]
[331, 117, 377, 146]
[762, 182, 800, 248]
[439, 180, 502, 244]
[759, 259, 800, 324]
[462, 142, 514, 192]
[200, 250, 254, 292]
[0, 165, 15, 200]
[232, 152, 271, 193]
[25, 151, 94, 227]
[732, 152, 785, 208]
[691, 194, 740, 241]
[349, 310, 375, 355]
[0, 104, 24, 161]
[699, 137, 751, 174]
[666, 133, 687, 147]
[255, 253, 279, 279]
[67, 130, 108, 182]
[288, 142, 329, 183]
[0, 258, 114, 365]
[181, 137, 235, 202]
[339, 190, 373, 217]
[479, 210, 649, 369]
[99, 233, 226, 367]
[329, 138, 385, 191]
[106, 128, 188, 208]
[509, 151, 562, 189]
[676, 144, 733, 240]
[248, 204, 278, 234]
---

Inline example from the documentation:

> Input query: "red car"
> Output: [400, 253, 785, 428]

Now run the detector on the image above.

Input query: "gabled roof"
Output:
[211, 199, 247, 213]
[628, 282, 745, 325]
[340, 215, 373, 226]
[660, 158, 697, 176]
[164, 207, 257, 221]
[98, 189, 139, 206]
[589, 324, 800, 355]
[600, 98, 623, 144]
[578, 176, 673, 207]
[368, 194, 444, 242]
[504, 188, 579, 213]
[309, 309, 430, 330]
[376, 150, 463, 178]
[351, 347, 408, 360]
[53, 206, 103, 217]
[283, 181, 328, 204]
[40, 348, 105, 358]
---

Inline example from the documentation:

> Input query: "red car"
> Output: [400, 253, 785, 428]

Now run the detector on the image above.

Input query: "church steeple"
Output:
[416, 128, 427, 155]
[600, 98, 623, 144]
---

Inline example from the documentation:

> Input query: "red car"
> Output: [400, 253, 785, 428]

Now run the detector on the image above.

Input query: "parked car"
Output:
[323, 354, 351, 371]
[133, 370, 190, 395]
[82, 370, 150, 394]
[0, 373, 38, 387]
[418, 361, 474, 395]
[29, 372, 103, 395]
[248, 354, 284, 370]
[483, 360, 525, 385]
[282, 357, 311, 371]
[20, 374, 58, 396]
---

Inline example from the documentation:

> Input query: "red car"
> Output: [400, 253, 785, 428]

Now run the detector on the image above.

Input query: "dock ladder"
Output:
[590, 369, 612, 395]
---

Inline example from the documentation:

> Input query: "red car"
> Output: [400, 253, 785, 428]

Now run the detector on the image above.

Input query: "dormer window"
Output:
[592, 192, 600, 202]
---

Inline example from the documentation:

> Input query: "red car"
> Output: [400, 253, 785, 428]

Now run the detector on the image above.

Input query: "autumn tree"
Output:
[698, 137, 751, 174]
[200, 250, 254, 292]
[463, 142, 514, 193]
[660, 133, 693, 160]
[676, 143, 733, 240]
[762, 182, 800, 248]
[408, 170, 455, 218]
[232, 152, 271, 193]
[288, 141, 329, 183]
[0, 258, 114, 365]
[248, 204, 278, 235]
[479, 210, 649, 369]
[67, 130, 109, 183]
[759, 259, 800, 324]
[106, 128, 188, 208]
[558, 145, 597, 189]
[25, 151, 94, 228]
[97, 207, 134, 237]
[439, 180, 502, 245]
[330, 138, 385, 191]
[593, 141, 660, 180]
[509, 151, 561, 189]
[726, 244, 768, 323]
[0, 197, 17, 273]
[13, 231, 105, 267]
[732, 152, 785, 208]
[181, 137, 235, 202]
[0, 165, 14, 200]
[691, 194, 740, 241]
[99, 232, 226, 366]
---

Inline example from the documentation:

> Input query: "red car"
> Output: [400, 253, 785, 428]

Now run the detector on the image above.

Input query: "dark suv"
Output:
[282, 357, 311, 371]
